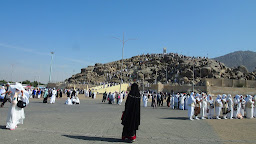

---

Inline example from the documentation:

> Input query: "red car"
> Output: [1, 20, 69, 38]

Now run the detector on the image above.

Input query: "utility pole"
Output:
[193, 60, 195, 92]
[113, 33, 136, 92]
[166, 65, 168, 84]
[155, 69, 158, 84]
[49, 52, 54, 83]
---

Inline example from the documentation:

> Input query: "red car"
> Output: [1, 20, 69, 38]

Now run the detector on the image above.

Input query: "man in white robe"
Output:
[226, 94, 233, 119]
[233, 95, 241, 119]
[6, 82, 29, 130]
[245, 95, 254, 119]
[85, 90, 89, 97]
[112, 92, 116, 104]
[75, 97, 80, 104]
[174, 94, 179, 109]
[200, 94, 207, 119]
[222, 94, 228, 119]
[179, 94, 185, 110]
[143, 92, 148, 107]
[187, 92, 196, 120]
[207, 95, 214, 119]
[65, 97, 72, 105]
[184, 94, 188, 110]
[240, 95, 246, 117]
[50, 88, 56, 104]
[171, 95, 175, 109]
[254, 95, 256, 118]
[119, 91, 124, 104]
[215, 95, 223, 120]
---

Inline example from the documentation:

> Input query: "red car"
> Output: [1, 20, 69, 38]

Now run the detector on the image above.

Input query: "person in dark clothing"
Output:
[102, 91, 107, 102]
[160, 92, 164, 106]
[121, 83, 140, 142]
[166, 93, 171, 107]
[0, 83, 11, 108]
[89, 89, 91, 97]
[59, 89, 62, 98]
[71, 90, 76, 97]
[67, 90, 70, 97]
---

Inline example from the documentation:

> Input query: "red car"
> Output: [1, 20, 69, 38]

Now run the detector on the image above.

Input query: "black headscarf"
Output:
[121, 83, 141, 131]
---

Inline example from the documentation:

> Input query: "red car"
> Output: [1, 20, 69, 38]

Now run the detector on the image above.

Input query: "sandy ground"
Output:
[206, 119, 256, 144]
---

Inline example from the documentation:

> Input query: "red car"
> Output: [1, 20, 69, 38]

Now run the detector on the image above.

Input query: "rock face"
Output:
[65, 53, 256, 85]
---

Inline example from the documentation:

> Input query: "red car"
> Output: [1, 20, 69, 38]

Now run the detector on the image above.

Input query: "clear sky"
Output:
[0, 0, 255, 84]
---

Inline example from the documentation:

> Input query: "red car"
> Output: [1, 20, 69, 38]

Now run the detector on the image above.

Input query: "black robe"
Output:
[121, 83, 140, 137]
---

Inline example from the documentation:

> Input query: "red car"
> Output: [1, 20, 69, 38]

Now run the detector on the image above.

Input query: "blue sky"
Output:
[0, 0, 255, 83]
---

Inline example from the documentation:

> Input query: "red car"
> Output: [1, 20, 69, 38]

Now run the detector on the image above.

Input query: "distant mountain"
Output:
[214, 51, 256, 72]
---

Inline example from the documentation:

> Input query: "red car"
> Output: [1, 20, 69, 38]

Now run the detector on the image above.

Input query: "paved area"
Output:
[0, 95, 255, 144]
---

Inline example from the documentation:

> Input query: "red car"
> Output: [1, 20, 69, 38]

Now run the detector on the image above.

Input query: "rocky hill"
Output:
[65, 53, 256, 85]
[214, 51, 256, 72]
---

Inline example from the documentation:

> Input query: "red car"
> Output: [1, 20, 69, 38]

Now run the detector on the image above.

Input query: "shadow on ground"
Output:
[63, 135, 126, 143]
[161, 117, 188, 120]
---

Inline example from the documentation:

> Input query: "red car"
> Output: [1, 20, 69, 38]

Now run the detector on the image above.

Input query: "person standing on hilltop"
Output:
[121, 83, 140, 142]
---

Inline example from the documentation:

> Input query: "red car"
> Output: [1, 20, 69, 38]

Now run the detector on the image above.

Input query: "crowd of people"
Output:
[101, 91, 127, 105]
[141, 91, 256, 120]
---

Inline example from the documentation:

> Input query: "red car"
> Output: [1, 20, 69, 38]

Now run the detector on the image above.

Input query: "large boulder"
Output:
[201, 67, 211, 77]
[181, 69, 193, 79]
[237, 65, 248, 74]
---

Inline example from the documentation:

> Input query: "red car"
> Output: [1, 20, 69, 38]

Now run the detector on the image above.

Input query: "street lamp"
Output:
[49, 52, 54, 83]
[113, 33, 136, 92]
[166, 65, 168, 84]
[192, 60, 195, 92]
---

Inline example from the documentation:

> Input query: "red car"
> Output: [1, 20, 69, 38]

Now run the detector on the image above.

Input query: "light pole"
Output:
[49, 52, 54, 83]
[113, 33, 136, 92]
[166, 65, 168, 84]
[192, 60, 195, 92]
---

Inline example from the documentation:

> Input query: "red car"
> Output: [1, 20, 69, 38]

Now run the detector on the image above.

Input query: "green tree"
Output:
[22, 80, 31, 85]
[0, 80, 7, 85]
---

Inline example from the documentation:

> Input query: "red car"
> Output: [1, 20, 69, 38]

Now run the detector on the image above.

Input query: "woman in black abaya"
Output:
[121, 83, 140, 142]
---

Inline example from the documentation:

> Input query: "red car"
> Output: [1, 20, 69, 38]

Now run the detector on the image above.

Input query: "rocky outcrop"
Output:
[66, 53, 256, 85]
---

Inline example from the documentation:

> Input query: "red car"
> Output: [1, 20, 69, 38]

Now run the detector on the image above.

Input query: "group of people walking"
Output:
[102, 91, 126, 105]
[141, 91, 256, 120]
[187, 93, 256, 120]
